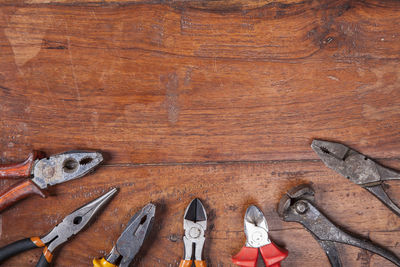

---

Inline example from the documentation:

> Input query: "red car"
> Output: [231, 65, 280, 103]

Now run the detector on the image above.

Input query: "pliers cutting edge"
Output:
[312, 139, 400, 217]
[179, 198, 207, 267]
[93, 203, 156, 267]
[232, 205, 288, 267]
[278, 184, 400, 267]
[0, 188, 117, 267]
[0, 150, 103, 212]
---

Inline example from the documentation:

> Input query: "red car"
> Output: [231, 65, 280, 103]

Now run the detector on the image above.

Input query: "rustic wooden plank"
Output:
[1, 1, 400, 266]
[0, 161, 399, 266]
[0, 1, 400, 164]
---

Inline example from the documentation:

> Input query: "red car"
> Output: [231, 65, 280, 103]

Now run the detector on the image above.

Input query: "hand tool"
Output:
[278, 184, 400, 267]
[93, 203, 156, 267]
[311, 139, 400, 217]
[232, 205, 288, 267]
[0, 187, 117, 267]
[179, 198, 207, 267]
[0, 150, 103, 211]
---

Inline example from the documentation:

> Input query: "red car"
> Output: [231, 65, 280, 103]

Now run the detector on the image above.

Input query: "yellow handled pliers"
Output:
[93, 203, 155, 267]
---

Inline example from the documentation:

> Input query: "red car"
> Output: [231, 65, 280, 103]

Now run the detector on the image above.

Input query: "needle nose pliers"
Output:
[0, 188, 117, 267]
[93, 203, 156, 267]
[179, 198, 207, 267]
[312, 139, 400, 217]
[0, 150, 103, 211]
[232, 205, 288, 267]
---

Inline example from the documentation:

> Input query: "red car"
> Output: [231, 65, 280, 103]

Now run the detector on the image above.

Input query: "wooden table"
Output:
[0, 0, 400, 266]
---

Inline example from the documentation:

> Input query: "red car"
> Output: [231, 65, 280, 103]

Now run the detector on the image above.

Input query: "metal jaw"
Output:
[311, 139, 400, 185]
[278, 184, 400, 267]
[244, 205, 271, 248]
[40, 188, 117, 253]
[106, 203, 156, 267]
[182, 198, 207, 261]
[32, 151, 103, 189]
[312, 139, 400, 217]
[183, 221, 206, 260]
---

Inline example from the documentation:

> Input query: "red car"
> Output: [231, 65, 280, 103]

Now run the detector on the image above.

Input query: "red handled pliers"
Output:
[232, 205, 288, 267]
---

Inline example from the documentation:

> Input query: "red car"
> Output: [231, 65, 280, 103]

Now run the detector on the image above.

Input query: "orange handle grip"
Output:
[179, 259, 206, 267]
[194, 260, 207, 267]
[0, 180, 47, 212]
[179, 260, 192, 267]
[93, 257, 117, 267]
[0, 151, 43, 179]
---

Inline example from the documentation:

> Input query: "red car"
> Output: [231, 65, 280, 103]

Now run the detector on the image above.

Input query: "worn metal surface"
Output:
[278, 184, 400, 267]
[104, 203, 155, 267]
[312, 140, 400, 217]
[32, 151, 103, 189]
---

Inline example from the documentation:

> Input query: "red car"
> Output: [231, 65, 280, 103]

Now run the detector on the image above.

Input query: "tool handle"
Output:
[0, 237, 44, 263]
[232, 246, 258, 267]
[195, 260, 207, 267]
[0, 151, 42, 179]
[0, 179, 47, 212]
[93, 258, 118, 267]
[36, 247, 53, 267]
[179, 259, 207, 267]
[179, 260, 193, 267]
[365, 184, 400, 217]
[259, 242, 288, 266]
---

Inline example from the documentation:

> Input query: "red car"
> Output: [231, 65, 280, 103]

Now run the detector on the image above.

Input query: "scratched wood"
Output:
[0, 0, 400, 266]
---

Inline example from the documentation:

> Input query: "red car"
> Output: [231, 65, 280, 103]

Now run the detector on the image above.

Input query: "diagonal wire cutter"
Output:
[0, 188, 117, 267]
[312, 139, 400, 217]
[278, 184, 400, 267]
[232, 205, 288, 267]
[93, 203, 156, 267]
[0, 150, 103, 212]
[179, 198, 207, 267]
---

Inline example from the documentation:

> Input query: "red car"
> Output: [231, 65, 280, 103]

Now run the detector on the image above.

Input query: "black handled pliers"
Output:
[0, 188, 117, 267]
[312, 139, 400, 217]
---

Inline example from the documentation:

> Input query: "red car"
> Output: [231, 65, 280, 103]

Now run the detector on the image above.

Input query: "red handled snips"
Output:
[232, 205, 288, 267]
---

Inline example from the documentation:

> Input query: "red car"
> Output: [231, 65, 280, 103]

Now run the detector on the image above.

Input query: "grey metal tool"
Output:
[179, 198, 207, 267]
[311, 139, 400, 217]
[0, 188, 117, 267]
[93, 203, 156, 267]
[277, 184, 400, 267]
[0, 150, 104, 212]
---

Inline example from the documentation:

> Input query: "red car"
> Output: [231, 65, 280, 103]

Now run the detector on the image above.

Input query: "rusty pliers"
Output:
[0, 150, 103, 212]
[278, 184, 400, 267]
[312, 139, 400, 217]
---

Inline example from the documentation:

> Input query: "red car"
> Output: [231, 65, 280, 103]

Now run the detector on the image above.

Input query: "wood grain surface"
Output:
[0, 0, 400, 266]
